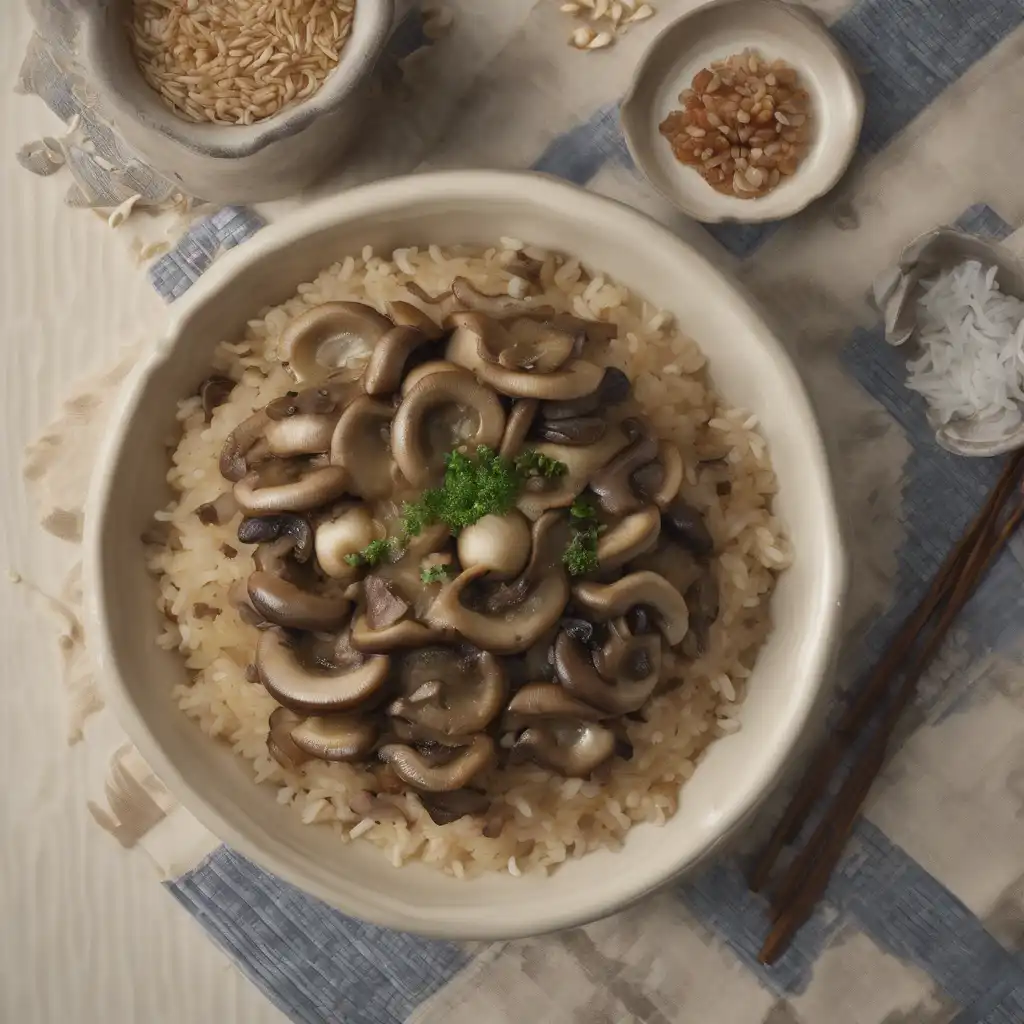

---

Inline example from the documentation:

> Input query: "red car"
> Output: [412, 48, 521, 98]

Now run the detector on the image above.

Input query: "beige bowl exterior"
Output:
[83, 171, 844, 939]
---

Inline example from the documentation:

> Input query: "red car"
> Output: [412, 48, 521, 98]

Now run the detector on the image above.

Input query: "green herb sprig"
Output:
[563, 494, 601, 576]
[344, 537, 397, 568]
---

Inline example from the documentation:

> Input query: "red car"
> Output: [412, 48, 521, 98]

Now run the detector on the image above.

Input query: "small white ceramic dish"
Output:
[73, 0, 394, 202]
[621, 0, 864, 224]
[84, 171, 844, 939]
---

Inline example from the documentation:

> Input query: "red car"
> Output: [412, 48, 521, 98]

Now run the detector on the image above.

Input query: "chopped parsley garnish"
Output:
[563, 523, 600, 576]
[344, 537, 397, 568]
[401, 445, 567, 536]
[420, 563, 454, 584]
[569, 495, 598, 521]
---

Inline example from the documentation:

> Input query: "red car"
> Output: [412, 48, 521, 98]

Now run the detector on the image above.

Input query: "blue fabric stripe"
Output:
[707, 0, 1024, 257]
[531, 102, 631, 185]
[168, 847, 472, 1024]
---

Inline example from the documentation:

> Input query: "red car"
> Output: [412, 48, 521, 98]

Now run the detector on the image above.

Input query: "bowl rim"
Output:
[620, 0, 865, 224]
[82, 169, 845, 938]
[78, 0, 395, 159]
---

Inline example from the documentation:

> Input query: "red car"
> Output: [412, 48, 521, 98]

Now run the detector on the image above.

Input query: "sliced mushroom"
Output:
[364, 574, 409, 630]
[314, 505, 381, 579]
[264, 412, 339, 457]
[267, 707, 311, 771]
[451, 277, 535, 318]
[405, 282, 460, 319]
[220, 409, 271, 482]
[515, 425, 630, 520]
[256, 628, 389, 713]
[456, 511, 531, 580]
[502, 682, 606, 731]
[554, 629, 659, 715]
[663, 497, 714, 558]
[196, 490, 240, 526]
[418, 789, 489, 825]
[595, 505, 660, 570]
[329, 395, 397, 500]
[573, 571, 690, 646]
[426, 563, 570, 655]
[481, 511, 571, 612]
[629, 540, 704, 597]
[234, 461, 349, 514]
[511, 722, 616, 778]
[533, 416, 606, 446]
[589, 424, 659, 516]
[388, 647, 506, 738]
[247, 571, 350, 631]
[476, 357, 604, 402]
[631, 442, 684, 509]
[682, 573, 720, 658]
[385, 300, 444, 340]
[237, 514, 314, 562]
[265, 375, 364, 420]
[200, 376, 235, 421]
[391, 370, 506, 488]
[401, 360, 462, 396]
[378, 734, 495, 792]
[496, 317, 576, 373]
[350, 615, 440, 653]
[290, 713, 378, 762]
[541, 367, 630, 421]
[363, 326, 431, 396]
[499, 399, 538, 460]
[279, 302, 392, 384]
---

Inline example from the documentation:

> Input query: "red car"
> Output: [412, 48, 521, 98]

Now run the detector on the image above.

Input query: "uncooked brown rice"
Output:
[147, 241, 790, 877]
[127, 0, 355, 126]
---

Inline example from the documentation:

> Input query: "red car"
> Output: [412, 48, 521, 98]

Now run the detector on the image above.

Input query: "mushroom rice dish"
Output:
[147, 240, 791, 877]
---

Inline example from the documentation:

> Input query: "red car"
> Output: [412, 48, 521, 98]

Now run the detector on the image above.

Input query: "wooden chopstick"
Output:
[753, 456, 1024, 964]
[748, 453, 1024, 895]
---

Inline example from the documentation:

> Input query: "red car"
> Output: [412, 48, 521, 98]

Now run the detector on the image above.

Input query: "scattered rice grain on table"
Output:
[147, 243, 790, 877]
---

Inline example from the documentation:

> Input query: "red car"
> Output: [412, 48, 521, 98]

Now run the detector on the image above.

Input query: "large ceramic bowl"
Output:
[84, 171, 844, 939]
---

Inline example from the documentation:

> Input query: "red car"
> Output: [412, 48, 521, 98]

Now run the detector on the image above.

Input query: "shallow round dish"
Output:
[84, 170, 844, 939]
[621, 0, 863, 224]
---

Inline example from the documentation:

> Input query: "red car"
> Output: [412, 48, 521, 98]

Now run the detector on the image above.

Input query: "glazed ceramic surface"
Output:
[84, 171, 844, 939]
[76, 0, 394, 202]
[621, 0, 863, 224]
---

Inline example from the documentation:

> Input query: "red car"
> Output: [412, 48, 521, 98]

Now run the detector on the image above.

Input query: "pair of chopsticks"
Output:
[750, 451, 1024, 965]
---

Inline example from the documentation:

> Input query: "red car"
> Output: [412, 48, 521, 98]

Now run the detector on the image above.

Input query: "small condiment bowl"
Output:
[620, 0, 863, 224]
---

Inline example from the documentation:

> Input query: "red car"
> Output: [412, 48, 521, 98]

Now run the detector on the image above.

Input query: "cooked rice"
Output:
[147, 242, 791, 877]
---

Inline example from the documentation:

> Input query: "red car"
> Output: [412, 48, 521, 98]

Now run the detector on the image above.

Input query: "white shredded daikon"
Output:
[907, 260, 1024, 432]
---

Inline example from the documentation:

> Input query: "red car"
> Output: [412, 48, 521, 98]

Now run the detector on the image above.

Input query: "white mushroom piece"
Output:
[279, 302, 393, 384]
[456, 510, 532, 579]
[378, 734, 495, 792]
[256, 627, 389, 713]
[511, 722, 619, 778]
[573, 571, 690, 647]
[391, 369, 506, 488]
[313, 505, 382, 580]
[387, 647, 506, 741]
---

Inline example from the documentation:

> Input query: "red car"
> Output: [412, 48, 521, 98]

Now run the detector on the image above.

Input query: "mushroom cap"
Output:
[238, 514, 314, 562]
[662, 497, 715, 558]
[290, 713, 379, 762]
[498, 399, 539, 461]
[417, 789, 489, 825]
[256, 628, 389, 713]
[456, 511, 532, 580]
[377, 734, 495, 792]
[362, 326, 431, 396]
[426, 563, 570, 655]
[350, 614, 440, 653]
[234, 462, 349, 515]
[533, 416, 607, 446]
[314, 506, 380, 579]
[511, 722, 616, 777]
[264, 412, 339, 457]
[553, 629, 659, 715]
[247, 571, 351, 631]
[450, 277, 537, 318]
[267, 707, 311, 771]
[572, 571, 690, 647]
[220, 409, 271, 482]
[329, 395, 398, 501]
[595, 505, 661, 570]
[589, 429, 660, 517]
[280, 302, 392, 384]
[385, 300, 444, 340]
[632, 441, 684, 509]
[389, 647, 506, 738]
[391, 370, 506, 489]
[541, 366, 631, 421]
[502, 682, 607, 730]
[401, 360, 462, 396]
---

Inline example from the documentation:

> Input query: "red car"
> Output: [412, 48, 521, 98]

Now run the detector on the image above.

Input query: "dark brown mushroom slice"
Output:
[681, 573, 720, 658]
[290, 714, 378, 762]
[363, 326, 432, 396]
[510, 722, 616, 777]
[220, 409, 271, 482]
[247, 571, 351, 631]
[533, 416, 607, 446]
[256, 628, 389, 713]
[629, 540, 705, 599]
[385, 300, 444, 340]
[391, 370, 506, 489]
[280, 302, 393, 384]
[329, 395, 398, 501]
[199, 376, 236, 421]
[481, 511, 572, 613]
[540, 367, 630, 421]
[553, 630, 659, 715]
[499, 399, 538, 461]
[589, 421, 659, 516]
[378, 734, 495, 792]
[234, 460, 349, 515]
[349, 614, 440, 653]
[500, 251, 545, 283]
[560, 616, 599, 647]
[501, 682, 607, 732]
[364, 574, 410, 631]
[663, 497, 714, 558]
[267, 707, 311, 771]
[266, 375, 364, 420]
[237, 514, 314, 562]
[196, 490, 240, 526]
[630, 441, 684, 509]
[418, 789, 490, 825]
[573, 571, 690, 647]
